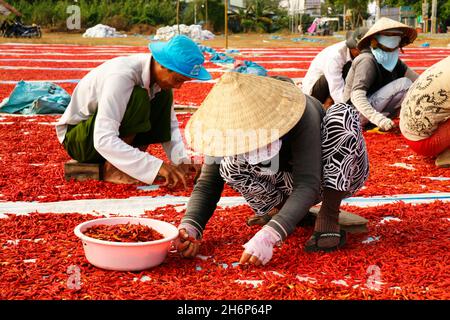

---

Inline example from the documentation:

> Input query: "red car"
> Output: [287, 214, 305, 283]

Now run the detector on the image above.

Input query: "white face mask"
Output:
[375, 34, 401, 49]
[371, 34, 401, 72]
[241, 139, 282, 165]
[371, 47, 399, 72]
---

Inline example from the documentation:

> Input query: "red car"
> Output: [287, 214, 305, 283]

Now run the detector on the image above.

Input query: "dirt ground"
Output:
[0, 31, 449, 48]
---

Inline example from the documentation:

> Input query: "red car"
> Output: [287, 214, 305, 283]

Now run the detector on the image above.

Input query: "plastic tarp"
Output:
[0, 81, 70, 114]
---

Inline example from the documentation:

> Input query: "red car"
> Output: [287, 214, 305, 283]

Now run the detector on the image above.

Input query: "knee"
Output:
[396, 77, 413, 91]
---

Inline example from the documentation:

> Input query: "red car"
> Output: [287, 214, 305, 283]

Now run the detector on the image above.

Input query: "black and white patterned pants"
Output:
[219, 103, 370, 216]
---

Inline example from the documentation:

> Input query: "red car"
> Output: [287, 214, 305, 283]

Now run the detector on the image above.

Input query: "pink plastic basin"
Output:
[74, 217, 179, 271]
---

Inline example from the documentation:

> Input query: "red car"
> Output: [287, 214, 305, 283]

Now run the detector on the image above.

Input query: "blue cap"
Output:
[149, 35, 212, 81]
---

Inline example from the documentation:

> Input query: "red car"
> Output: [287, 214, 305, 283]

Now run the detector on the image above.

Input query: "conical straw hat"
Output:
[185, 72, 306, 157]
[357, 17, 417, 50]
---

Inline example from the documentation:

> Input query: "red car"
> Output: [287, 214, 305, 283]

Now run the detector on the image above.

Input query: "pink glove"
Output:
[242, 226, 281, 265]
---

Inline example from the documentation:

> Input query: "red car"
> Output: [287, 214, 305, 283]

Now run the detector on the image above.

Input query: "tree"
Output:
[229, 0, 287, 33]
[383, 0, 450, 27]
[325, 0, 370, 28]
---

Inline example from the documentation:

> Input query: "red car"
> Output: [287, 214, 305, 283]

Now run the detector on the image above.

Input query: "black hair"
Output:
[269, 75, 295, 85]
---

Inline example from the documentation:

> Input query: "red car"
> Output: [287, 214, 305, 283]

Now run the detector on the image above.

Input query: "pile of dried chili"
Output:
[83, 223, 164, 242]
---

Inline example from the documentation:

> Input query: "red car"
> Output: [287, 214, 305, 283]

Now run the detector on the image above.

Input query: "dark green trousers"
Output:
[63, 86, 172, 163]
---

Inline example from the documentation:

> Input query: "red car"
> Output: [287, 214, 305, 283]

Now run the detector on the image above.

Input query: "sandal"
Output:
[304, 229, 347, 253]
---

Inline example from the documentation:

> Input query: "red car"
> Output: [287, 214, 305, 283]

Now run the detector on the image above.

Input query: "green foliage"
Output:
[228, 0, 288, 33]
[241, 18, 255, 32]
[384, 0, 450, 25]
[206, 0, 224, 31]
[255, 21, 266, 33]
[8, 0, 178, 30]
[181, 0, 224, 30]
[441, 1, 450, 25]
[7, 0, 294, 33]
[324, 0, 370, 28]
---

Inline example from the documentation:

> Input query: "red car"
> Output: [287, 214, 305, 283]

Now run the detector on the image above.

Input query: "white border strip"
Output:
[1, 193, 449, 216]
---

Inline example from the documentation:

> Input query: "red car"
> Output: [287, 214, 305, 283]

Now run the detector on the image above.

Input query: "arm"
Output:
[351, 89, 393, 130]
[266, 99, 323, 240]
[93, 74, 163, 184]
[350, 57, 393, 130]
[180, 158, 225, 237]
[405, 67, 419, 82]
[399, 59, 419, 82]
[324, 55, 346, 103]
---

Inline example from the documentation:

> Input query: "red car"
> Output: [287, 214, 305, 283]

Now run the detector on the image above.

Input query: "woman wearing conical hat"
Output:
[175, 72, 369, 266]
[399, 56, 450, 168]
[301, 27, 369, 108]
[343, 17, 419, 132]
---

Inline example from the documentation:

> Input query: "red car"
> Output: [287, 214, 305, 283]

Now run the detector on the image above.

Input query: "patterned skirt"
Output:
[219, 103, 370, 216]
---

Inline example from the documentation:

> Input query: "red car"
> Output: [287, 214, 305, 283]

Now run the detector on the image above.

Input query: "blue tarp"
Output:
[291, 37, 325, 43]
[198, 45, 216, 54]
[0, 81, 71, 114]
[233, 60, 268, 76]
[210, 52, 235, 64]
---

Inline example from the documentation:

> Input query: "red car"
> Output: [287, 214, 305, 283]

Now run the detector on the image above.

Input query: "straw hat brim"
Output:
[185, 72, 306, 157]
[357, 17, 417, 50]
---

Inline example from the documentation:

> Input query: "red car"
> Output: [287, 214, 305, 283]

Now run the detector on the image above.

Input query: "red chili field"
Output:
[0, 43, 449, 300]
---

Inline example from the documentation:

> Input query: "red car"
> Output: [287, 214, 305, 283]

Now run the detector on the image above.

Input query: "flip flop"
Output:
[304, 229, 347, 253]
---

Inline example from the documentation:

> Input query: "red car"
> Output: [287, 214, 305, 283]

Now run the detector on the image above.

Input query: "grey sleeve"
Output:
[267, 98, 323, 240]
[181, 158, 225, 236]
[351, 89, 390, 128]
[350, 55, 377, 93]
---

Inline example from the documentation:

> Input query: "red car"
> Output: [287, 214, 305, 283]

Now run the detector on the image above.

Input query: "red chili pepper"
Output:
[1, 45, 449, 299]
[83, 223, 163, 242]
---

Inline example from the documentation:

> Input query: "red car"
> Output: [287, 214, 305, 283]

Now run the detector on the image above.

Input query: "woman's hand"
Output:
[157, 162, 187, 189]
[239, 227, 281, 266]
[176, 224, 201, 258]
[177, 163, 202, 183]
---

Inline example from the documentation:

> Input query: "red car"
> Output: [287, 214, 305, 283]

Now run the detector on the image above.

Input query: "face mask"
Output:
[375, 34, 401, 49]
[371, 47, 399, 72]
[242, 139, 282, 165]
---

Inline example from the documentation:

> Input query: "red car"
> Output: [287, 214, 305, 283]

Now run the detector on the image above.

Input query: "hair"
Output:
[346, 27, 369, 49]
[269, 75, 295, 85]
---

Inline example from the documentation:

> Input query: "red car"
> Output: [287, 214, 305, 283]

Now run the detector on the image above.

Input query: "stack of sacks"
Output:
[155, 24, 214, 41]
[82, 24, 127, 38]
